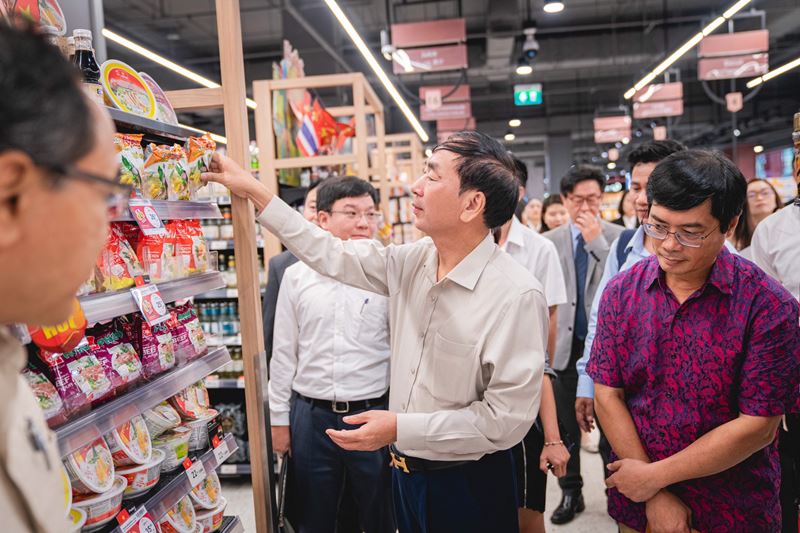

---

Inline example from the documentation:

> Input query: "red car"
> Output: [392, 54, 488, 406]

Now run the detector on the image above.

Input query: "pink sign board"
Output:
[421, 101, 472, 121]
[393, 45, 468, 74]
[419, 85, 471, 102]
[594, 128, 632, 144]
[436, 117, 476, 130]
[633, 99, 684, 119]
[593, 116, 631, 131]
[391, 18, 466, 48]
[633, 82, 683, 103]
[698, 53, 769, 80]
[698, 29, 769, 58]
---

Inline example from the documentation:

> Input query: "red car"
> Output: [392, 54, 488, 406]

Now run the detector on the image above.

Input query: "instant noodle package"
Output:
[95, 225, 145, 293]
[22, 365, 68, 428]
[119, 314, 176, 380]
[185, 134, 216, 196]
[38, 341, 115, 416]
[142, 143, 172, 201]
[114, 133, 144, 195]
[86, 322, 143, 394]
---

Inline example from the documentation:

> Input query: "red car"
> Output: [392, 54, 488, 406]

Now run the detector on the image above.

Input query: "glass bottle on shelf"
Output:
[72, 30, 103, 105]
[226, 256, 237, 288]
[66, 36, 75, 61]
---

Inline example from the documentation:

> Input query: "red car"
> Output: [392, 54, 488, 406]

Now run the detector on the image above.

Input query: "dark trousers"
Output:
[554, 336, 585, 493]
[288, 395, 395, 533]
[780, 414, 800, 533]
[392, 449, 519, 533]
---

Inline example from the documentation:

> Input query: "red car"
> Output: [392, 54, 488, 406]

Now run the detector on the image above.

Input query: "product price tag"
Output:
[220, 464, 237, 475]
[118, 506, 158, 533]
[128, 199, 166, 236]
[183, 457, 207, 488]
[212, 436, 230, 464]
[130, 284, 170, 326]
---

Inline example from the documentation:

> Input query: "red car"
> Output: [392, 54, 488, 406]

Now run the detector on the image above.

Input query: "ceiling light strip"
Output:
[322, 0, 429, 143]
[746, 55, 800, 88]
[623, 0, 753, 100]
[102, 28, 257, 110]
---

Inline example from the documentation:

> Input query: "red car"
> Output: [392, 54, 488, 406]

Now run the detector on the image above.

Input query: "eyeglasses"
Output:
[52, 165, 132, 219]
[328, 210, 383, 223]
[566, 194, 602, 207]
[747, 189, 773, 200]
[641, 221, 718, 248]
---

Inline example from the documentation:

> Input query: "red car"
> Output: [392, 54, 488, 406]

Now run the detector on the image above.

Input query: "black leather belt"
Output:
[297, 393, 387, 414]
[389, 445, 470, 474]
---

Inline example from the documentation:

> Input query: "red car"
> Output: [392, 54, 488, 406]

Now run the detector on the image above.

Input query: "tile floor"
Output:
[221, 448, 617, 532]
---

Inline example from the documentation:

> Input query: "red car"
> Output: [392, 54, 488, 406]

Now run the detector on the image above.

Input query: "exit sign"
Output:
[514, 84, 542, 106]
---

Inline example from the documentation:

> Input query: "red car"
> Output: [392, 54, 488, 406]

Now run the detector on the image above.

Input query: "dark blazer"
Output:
[263, 250, 299, 362]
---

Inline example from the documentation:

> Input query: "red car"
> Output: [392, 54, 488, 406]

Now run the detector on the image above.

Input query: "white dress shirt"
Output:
[751, 203, 800, 301]
[500, 217, 568, 308]
[257, 197, 547, 461]
[268, 261, 391, 425]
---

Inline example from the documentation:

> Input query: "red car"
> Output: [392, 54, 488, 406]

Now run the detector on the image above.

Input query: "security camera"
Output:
[522, 27, 539, 60]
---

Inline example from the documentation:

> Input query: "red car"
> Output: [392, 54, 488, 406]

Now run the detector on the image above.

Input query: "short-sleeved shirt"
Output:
[587, 248, 800, 533]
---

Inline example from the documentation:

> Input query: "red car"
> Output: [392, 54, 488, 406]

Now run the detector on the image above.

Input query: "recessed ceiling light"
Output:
[733, 129, 741, 137]
[516, 64, 533, 75]
[607, 162, 617, 170]
[504, 132, 516, 142]
[622, 137, 630, 145]
[508, 119, 522, 128]
[544, 0, 565, 13]
[753, 145, 764, 153]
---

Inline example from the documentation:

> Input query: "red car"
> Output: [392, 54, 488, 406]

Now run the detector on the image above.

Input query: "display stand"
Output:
[163, 1, 273, 531]
[252, 73, 387, 261]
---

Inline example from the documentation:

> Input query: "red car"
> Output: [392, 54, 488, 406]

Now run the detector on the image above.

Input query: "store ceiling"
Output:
[102, 0, 800, 165]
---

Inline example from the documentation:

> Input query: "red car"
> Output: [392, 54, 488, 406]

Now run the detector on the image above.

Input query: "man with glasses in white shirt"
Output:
[269, 177, 394, 533]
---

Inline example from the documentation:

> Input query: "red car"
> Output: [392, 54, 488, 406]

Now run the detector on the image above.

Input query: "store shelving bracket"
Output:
[109, 108, 202, 144]
[112, 201, 222, 222]
[56, 347, 231, 456]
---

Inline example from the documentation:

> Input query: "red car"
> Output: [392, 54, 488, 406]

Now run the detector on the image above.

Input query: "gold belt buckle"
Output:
[390, 451, 410, 473]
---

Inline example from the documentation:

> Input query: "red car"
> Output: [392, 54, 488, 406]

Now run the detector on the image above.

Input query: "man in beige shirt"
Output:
[0, 22, 122, 533]
[204, 131, 547, 532]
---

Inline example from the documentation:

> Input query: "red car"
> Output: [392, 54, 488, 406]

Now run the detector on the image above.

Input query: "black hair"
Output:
[0, 20, 94, 171]
[510, 154, 527, 189]
[617, 189, 631, 217]
[434, 131, 518, 229]
[646, 150, 747, 233]
[305, 179, 321, 200]
[559, 165, 605, 196]
[540, 195, 564, 232]
[732, 179, 782, 250]
[627, 139, 687, 168]
[315, 176, 379, 213]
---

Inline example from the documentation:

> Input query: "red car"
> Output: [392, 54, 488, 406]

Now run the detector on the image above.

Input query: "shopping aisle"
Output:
[221, 448, 616, 532]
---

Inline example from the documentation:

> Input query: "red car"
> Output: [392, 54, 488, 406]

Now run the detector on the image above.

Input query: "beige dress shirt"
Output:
[258, 197, 547, 461]
[0, 327, 69, 533]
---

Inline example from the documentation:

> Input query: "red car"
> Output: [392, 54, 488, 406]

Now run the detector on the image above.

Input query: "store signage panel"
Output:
[698, 29, 769, 58]
[698, 53, 769, 80]
[391, 18, 466, 48]
[593, 115, 631, 131]
[633, 99, 684, 119]
[419, 85, 471, 102]
[726, 92, 744, 113]
[594, 127, 632, 144]
[514, 84, 543, 106]
[633, 82, 683, 103]
[436, 117, 476, 130]
[392, 44, 468, 74]
[420, 101, 472, 121]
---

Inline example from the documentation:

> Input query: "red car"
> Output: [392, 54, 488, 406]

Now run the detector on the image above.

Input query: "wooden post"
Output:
[353, 80, 369, 181]
[253, 80, 282, 266]
[374, 108, 389, 219]
[215, 1, 274, 532]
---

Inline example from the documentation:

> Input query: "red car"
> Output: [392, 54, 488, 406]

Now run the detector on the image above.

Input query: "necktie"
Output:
[574, 234, 588, 340]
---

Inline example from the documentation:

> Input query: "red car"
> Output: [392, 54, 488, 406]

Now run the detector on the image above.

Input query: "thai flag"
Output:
[296, 114, 319, 157]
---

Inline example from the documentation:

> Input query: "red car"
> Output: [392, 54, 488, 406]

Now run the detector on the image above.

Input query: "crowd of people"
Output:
[0, 21, 798, 533]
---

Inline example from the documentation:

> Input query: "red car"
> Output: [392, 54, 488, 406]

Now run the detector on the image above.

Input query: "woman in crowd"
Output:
[612, 190, 637, 229]
[732, 178, 782, 257]
[522, 198, 543, 231]
[540, 195, 569, 232]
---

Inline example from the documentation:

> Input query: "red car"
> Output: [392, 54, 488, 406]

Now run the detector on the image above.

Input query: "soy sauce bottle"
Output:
[72, 29, 103, 105]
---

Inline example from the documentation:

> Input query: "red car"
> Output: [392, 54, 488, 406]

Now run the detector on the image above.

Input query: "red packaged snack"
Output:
[22, 365, 68, 428]
[184, 220, 209, 274]
[39, 340, 115, 414]
[136, 226, 179, 283]
[171, 221, 193, 278]
[124, 314, 176, 380]
[95, 225, 145, 292]
[87, 322, 144, 394]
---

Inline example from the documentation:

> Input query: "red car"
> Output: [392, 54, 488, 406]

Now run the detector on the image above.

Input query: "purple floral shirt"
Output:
[587, 248, 800, 533]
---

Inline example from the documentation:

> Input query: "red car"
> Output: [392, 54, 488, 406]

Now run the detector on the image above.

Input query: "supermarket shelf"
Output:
[194, 288, 265, 299]
[206, 335, 242, 347]
[109, 433, 239, 530]
[208, 239, 264, 250]
[205, 375, 245, 389]
[112, 200, 222, 222]
[79, 272, 225, 324]
[219, 516, 245, 533]
[109, 107, 202, 143]
[218, 463, 251, 476]
[56, 347, 231, 456]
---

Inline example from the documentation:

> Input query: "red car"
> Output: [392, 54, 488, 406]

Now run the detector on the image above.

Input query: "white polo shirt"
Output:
[751, 203, 800, 301]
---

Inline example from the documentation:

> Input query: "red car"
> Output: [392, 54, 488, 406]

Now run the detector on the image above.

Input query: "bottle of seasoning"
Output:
[66, 36, 75, 61]
[72, 29, 103, 105]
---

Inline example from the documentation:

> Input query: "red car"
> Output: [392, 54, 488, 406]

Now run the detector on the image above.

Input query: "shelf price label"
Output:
[128, 199, 166, 236]
[183, 457, 207, 488]
[212, 435, 230, 464]
[117, 507, 158, 533]
[130, 284, 170, 326]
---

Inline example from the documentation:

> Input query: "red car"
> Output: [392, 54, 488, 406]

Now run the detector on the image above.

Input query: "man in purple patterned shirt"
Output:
[588, 150, 800, 533]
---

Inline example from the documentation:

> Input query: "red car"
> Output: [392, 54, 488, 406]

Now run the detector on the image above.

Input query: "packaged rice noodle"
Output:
[171, 221, 193, 278]
[168, 145, 191, 201]
[142, 144, 171, 200]
[87, 322, 143, 394]
[169, 381, 210, 420]
[121, 315, 176, 380]
[185, 135, 216, 197]
[39, 341, 115, 415]
[184, 220, 209, 273]
[22, 365, 68, 428]
[114, 133, 144, 196]
[136, 228, 179, 283]
[174, 302, 207, 359]
[95, 225, 145, 292]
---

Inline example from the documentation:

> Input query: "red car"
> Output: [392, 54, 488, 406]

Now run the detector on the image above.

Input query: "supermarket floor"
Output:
[222, 448, 617, 532]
